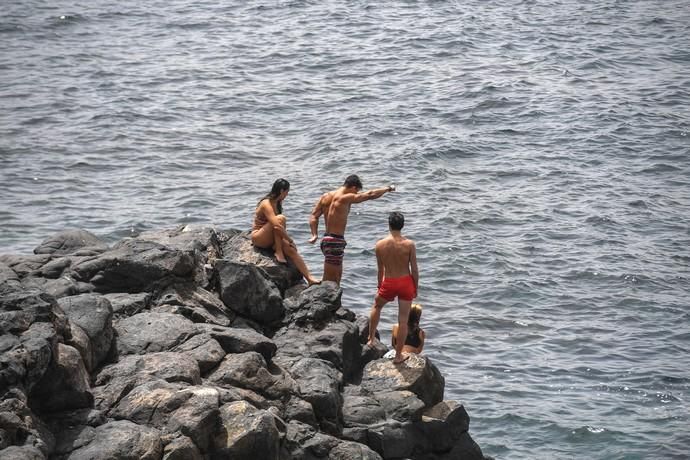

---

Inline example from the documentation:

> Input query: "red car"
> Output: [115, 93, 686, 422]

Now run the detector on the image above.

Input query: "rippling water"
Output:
[2, 1, 689, 458]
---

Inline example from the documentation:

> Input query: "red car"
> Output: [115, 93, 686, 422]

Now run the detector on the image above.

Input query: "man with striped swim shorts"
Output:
[311, 175, 395, 284]
[366, 211, 419, 364]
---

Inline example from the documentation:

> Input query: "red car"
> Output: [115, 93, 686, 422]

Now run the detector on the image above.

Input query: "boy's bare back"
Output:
[376, 235, 416, 278]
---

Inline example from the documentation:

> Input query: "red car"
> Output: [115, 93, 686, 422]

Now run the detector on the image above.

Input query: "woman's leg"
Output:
[282, 238, 319, 285]
[251, 215, 287, 263]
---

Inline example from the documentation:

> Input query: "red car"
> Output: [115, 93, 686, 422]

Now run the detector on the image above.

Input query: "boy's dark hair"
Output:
[389, 211, 404, 230]
[343, 174, 363, 190]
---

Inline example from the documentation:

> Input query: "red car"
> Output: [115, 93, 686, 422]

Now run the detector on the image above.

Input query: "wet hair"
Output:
[388, 211, 404, 231]
[343, 174, 363, 190]
[260, 178, 290, 214]
[408, 303, 422, 327]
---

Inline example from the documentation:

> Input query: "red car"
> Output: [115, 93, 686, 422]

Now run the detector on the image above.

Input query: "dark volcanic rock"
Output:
[220, 231, 302, 293]
[213, 400, 281, 460]
[57, 294, 113, 370]
[103, 292, 150, 317]
[69, 239, 196, 293]
[205, 352, 297, 400]
[196, 323, 276, 362]
[170, 334, 226, 374]
[215, 260, 284, 324]
[33, 230, 108, 257]
[29, 344, 92, 414]
[64, 420, 162, 460]
[114, 312, 199, 356]
[153, 283, 234, 326]
[361, 354, 444, 407]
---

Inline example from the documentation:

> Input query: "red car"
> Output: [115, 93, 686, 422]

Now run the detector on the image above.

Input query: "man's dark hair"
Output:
[343, 174, 363, 190]
[389, 211, 404, 231]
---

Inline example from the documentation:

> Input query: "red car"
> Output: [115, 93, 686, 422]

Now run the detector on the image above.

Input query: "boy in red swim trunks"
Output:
[366, 211, 419, 364]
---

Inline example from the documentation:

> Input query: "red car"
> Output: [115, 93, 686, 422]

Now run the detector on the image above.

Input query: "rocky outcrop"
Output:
[0, 227, 488, 459]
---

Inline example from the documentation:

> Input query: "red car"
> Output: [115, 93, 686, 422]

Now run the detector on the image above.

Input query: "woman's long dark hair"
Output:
[259, 178, 290, 215]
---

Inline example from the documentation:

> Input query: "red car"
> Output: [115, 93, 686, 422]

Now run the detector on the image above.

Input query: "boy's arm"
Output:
[375, 244, 385, 288]
[352, 185, 395, 204]
[409, 242, 419, 297]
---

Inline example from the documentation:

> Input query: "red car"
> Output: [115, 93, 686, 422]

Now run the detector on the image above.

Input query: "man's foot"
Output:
[307, 277, 321, 286]
[393, 353, 409, 364]
[365, 338, 379, 348]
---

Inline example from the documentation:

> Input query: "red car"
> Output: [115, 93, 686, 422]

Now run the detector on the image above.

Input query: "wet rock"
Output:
[205, 352, 297, 400]
[220, 231, 302, 293]
[114, 312, 199, 356]
[196, 323, 276, 362]
[33, 230, 108, 257]
[215, 260, 284, 324]
[64, 420, 162, 460]
[361, 354, 444, 407]
[29, 344, 92, 413]
[213, 400, 280, 460]
[57, 294, 113, 370]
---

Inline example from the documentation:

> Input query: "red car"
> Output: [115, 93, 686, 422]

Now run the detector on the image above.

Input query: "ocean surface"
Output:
[1, 1, 689, 458]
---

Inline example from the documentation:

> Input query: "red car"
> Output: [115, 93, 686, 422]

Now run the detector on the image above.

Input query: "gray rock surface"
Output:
[196, 323, 276, 362]
[206, 352, 297, 400]
[65, 420, 162, 460]
[57, 294, 113, 369]
[215, 260, 284, 324]
[33, 230, 108, 257]
[29, 344, 92, 413]
[213, 400, 281, 460]
[114, 312, 199, 355]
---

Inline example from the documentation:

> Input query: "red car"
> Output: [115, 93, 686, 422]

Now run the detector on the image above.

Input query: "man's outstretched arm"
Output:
[352, 185, 395, 204]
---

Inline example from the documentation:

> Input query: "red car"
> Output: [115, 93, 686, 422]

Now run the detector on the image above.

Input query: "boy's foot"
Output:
[365, 338, 379, 348]
[393, 354, 409, 364]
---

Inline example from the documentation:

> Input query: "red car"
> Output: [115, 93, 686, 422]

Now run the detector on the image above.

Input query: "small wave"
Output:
[638, 163, 682, 174]
[49, 13, 87, 27]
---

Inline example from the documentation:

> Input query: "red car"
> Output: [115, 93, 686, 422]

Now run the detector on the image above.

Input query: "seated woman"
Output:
[251, 178, 319, 286]
[391, 303, 425, 355]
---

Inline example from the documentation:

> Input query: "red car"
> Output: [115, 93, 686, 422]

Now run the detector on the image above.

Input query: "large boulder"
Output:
[64, 420, 162, 460]
[114, 312, 199, 356]
[57, 294, 114, 370]
[152, 283, 234, 326]
[93, 352, 201, 412]
[361, 355, 444, 407]
[110, 381, 220, 453]
[213, 400, 280, 460]
[282, 282, 342, 326]
[273, 319, 360, 381]
[29, 344, 92, 413]
[0, 389, 55, 456]
[282, 420, 382, 460]
[277, 357, 343, 433]
[215, 260, 284, 324]
[0, 255, 51, 279]
[68, 239, 196, 293]
[33, 230, 108, 257]
[205, 352, 297, 400]
[220, 231, 302, 293]
[170, 334, 226, 374]
[196, 324, 276, 362]
[103, 292, 150, 317]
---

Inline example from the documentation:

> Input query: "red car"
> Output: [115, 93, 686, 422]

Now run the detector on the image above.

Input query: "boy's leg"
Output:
[367, 295, 388, 346]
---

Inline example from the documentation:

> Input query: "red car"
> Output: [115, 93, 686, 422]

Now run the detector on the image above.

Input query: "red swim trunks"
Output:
[377, 275, 416, 301]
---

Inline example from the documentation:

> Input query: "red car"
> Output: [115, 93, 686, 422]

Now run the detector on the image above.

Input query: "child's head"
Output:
[408, 303, 422, 327]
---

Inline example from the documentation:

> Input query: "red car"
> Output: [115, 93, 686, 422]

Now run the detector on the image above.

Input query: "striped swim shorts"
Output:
[320, 233, 347, 266]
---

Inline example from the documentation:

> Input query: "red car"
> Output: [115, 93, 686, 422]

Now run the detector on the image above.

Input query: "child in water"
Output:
[387, 303, 425, 357]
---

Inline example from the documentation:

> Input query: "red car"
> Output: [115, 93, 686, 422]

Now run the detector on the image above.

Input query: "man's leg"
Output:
[322, 262, 339, 283]
[393, 299, 412, 363]
[367, 295, 388, 346]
